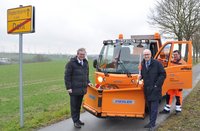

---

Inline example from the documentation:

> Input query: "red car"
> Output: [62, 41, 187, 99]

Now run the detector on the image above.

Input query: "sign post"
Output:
[19, 32, 23, 127]
[7, 5, 35, 127]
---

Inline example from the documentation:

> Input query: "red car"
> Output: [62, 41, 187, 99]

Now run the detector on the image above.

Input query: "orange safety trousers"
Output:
[166, 89, 182, 106]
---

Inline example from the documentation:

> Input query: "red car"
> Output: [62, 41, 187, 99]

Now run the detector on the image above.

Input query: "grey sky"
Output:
[0, 0, 158, 54]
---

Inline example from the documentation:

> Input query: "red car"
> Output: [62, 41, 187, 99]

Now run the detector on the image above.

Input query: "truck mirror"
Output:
[93, 59, 97, 68]
[137, 43, 144, 48]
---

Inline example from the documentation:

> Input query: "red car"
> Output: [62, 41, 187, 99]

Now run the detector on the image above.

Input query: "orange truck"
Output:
[83, 33, 192, 118]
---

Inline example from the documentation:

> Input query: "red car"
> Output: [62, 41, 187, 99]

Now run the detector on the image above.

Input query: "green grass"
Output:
[157, 81, 200, 131]
[0, 60, 95, 131]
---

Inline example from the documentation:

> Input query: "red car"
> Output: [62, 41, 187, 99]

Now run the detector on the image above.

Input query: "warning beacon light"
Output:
[118, 34, 123, 39]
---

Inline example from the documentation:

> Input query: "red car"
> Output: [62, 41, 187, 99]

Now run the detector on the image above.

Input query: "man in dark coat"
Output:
[64, 48, 92, 128]
[141, 49, 166, 130]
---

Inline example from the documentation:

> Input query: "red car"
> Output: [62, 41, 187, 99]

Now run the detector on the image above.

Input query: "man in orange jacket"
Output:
[160, 50, 186, 115]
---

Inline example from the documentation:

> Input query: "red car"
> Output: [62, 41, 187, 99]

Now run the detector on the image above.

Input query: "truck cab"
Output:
[83, 33, 192, 118]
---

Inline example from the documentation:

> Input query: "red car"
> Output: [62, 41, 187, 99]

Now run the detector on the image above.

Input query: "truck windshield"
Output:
[97, 41, 147, 74]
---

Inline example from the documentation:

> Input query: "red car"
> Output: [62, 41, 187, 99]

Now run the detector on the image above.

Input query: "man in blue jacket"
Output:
[64, 48, 92, 128]
[141, 49, 166, 130]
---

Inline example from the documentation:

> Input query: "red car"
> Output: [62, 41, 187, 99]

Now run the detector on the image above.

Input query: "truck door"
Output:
[155, 41, 192, 95]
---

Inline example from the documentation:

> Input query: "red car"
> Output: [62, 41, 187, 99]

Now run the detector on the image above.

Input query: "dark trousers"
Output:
[70, 95, 84, 123]
[147, 100, 159, 127]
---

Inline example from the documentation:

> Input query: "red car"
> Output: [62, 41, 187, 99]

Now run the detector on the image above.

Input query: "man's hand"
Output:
[138, 74, 142, 80]
[67, 89, 72, 93]
[88, 83, 93, 87]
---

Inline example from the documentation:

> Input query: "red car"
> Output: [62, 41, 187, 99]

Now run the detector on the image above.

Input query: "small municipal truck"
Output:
[83, 33, 192, 118]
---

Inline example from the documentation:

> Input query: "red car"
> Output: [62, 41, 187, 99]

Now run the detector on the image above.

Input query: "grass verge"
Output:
[157, 81, 200, 131]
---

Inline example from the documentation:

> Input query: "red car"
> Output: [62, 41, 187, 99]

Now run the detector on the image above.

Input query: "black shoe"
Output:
[74, 122, 81, 128]
[159, 110, 170, 114]
[175, 111, 181, 115]
[144, 123, 151, 128]
[148, 127, 155, 131]
[78, 120, 85, 125]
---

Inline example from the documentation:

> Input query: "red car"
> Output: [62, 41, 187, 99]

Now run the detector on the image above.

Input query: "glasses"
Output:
[144, 54, 150, 56]
[79, 53, 85, 55]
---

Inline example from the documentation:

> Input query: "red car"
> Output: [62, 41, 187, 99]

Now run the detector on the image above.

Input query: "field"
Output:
[0, 60, 95, 131]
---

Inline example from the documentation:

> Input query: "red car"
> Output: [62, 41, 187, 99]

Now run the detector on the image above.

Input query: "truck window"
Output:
[172, 43, 189, 63]
[156, 44, 171, 67]
[150, 42, 158, 57]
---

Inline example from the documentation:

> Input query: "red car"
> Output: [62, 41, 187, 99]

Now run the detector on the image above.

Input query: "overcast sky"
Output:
[0, 0, 158, 54]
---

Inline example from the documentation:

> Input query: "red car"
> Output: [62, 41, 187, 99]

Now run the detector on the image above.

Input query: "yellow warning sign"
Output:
[7, 6, 35, 34]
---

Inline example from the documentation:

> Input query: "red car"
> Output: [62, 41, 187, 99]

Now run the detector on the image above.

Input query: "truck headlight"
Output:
[139, 80, 143, 85]
[97, 76, 103, 83]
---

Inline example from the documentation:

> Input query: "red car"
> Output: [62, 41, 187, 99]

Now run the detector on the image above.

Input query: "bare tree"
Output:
[192, 28, 200, 63]
[183, 0, 200, 40]
[149, 0, 200, 40]
[149, 0, 200, 58]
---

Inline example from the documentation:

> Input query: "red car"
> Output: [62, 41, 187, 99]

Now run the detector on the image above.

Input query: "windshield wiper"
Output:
[102, 68, 109, 76]
[115, 47, 132, 77]
[118, 60, 132, 77]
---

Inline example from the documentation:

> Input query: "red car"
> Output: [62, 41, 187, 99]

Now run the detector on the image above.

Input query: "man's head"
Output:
[77, 48, 86, 61]
[173, 50, 181, 61]
[143, 49, 152, 61]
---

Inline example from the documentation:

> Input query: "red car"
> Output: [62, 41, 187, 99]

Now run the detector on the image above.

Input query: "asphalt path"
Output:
[38, 63, 200, 131]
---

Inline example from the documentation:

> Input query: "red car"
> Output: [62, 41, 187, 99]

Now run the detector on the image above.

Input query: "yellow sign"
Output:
[7, 6, 35, 34]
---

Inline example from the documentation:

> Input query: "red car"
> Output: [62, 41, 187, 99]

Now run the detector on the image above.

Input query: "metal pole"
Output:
[139, 53, 142, 76]
[137, 53, 142, 86]
[19, 33, 24, 127]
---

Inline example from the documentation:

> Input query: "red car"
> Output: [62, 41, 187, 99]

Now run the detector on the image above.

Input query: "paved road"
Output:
[38, 63, 200, 131]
